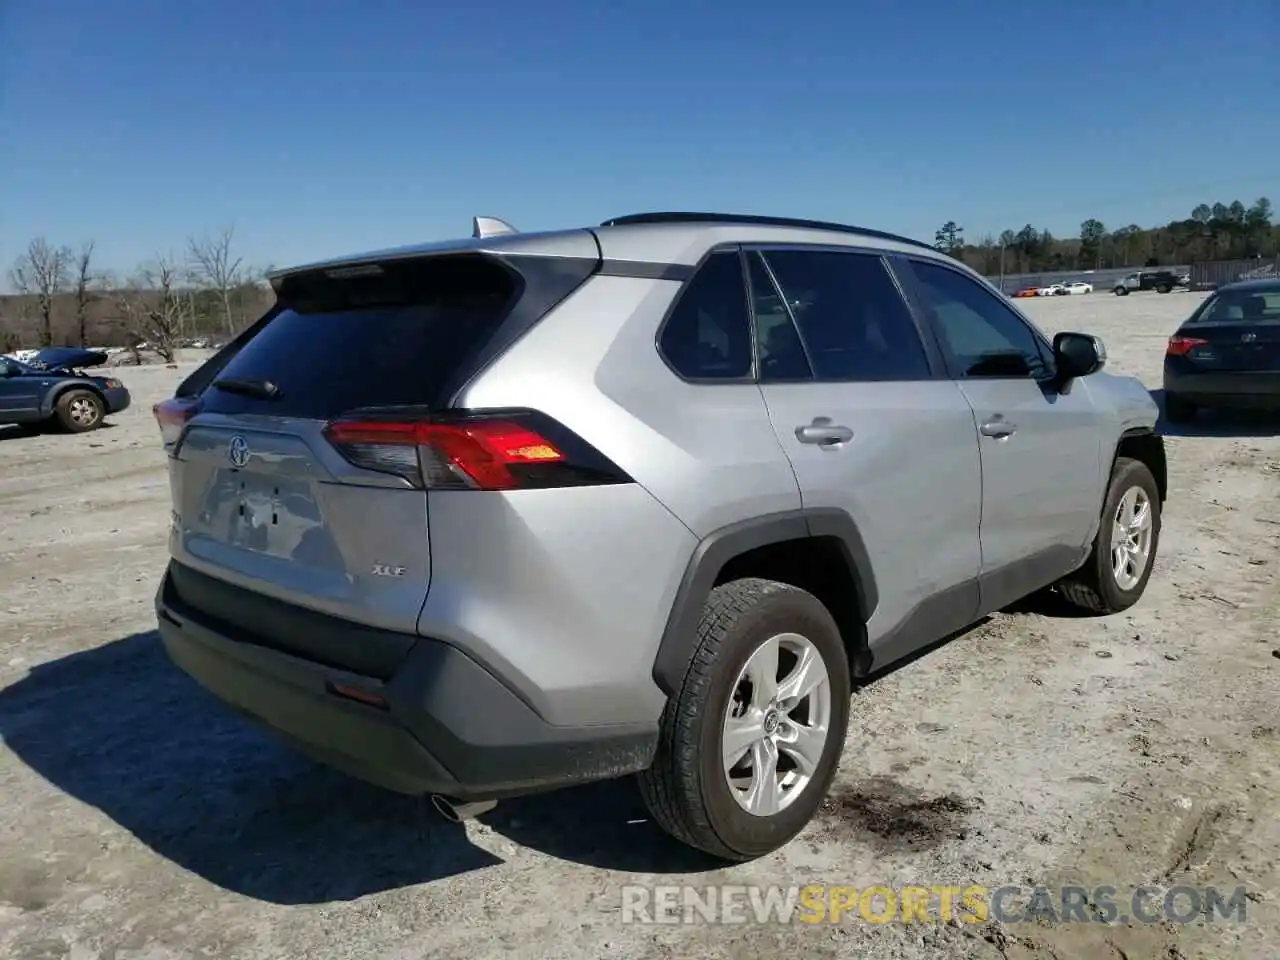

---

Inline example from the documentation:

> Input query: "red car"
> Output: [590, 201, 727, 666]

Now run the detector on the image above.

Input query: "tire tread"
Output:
[1057, 456, 1160, 615]
[637, 578, 816, 861]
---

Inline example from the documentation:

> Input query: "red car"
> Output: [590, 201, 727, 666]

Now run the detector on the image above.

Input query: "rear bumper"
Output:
[104, 386, 131, 414]
[155, 565, 657, 801]
[1163, 365, 1280, 409]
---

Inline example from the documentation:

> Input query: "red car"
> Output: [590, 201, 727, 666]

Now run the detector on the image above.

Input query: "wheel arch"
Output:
[44, 380, 106, 418]
[652, 508, 877, 697]
[1113, 426, 1167, 503]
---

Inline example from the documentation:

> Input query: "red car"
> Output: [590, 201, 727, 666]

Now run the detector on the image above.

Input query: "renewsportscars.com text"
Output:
[621, 883, 1250, 926]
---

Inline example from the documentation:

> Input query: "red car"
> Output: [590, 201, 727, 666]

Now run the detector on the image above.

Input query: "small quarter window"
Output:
[658, 251, 753, 380]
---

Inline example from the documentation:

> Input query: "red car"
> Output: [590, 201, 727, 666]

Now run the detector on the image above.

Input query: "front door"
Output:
[748, 246, 983, 669]
[0, 361, 43, 421]
[896, 257, 1107, 613]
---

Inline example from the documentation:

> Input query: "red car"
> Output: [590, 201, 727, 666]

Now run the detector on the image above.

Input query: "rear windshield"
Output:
[1188, 289, 1280, 325]
[198, 254, 520, 420]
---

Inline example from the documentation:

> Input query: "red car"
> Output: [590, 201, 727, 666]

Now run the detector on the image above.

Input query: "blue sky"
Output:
[3, 0, 1276, 280]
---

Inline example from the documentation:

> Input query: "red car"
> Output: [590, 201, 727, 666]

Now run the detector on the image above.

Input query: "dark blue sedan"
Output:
[0, 348, 132, 433]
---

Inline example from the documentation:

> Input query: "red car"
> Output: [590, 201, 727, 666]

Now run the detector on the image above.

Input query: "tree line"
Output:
[933, 197, 1276, 276]
[6, 199, 1276, 361]
[1, 227, 275, 361]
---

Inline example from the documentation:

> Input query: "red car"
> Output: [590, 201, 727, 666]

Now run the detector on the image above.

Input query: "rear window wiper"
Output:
[212, 377, 282, 400]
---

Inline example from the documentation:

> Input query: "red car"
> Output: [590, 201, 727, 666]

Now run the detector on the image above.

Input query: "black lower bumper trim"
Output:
[156, 568, 658, 801]
[1164, 369, 1280, 409]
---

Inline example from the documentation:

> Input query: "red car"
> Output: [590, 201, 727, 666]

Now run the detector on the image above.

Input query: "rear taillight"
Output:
[321, 409, 630, 491]
[153, 396, 201, 449]
[1166, 336, 1209, 357]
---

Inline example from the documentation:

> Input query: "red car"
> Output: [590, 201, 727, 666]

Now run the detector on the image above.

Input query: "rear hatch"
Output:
[163, 245, 600, 664]
[1174, 289, 1280, 371]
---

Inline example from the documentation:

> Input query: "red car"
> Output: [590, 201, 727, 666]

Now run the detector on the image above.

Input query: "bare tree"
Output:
[114, 257, 190, 363]
[9, 237, 71, 347]
[72, 241, 99, 347]
[187, 226, 244, 336]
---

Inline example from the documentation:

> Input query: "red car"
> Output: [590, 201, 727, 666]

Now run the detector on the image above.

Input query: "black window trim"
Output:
[746, 248, 816, 382]
[892, 254, 1059, 384]
[744, 242, 950, 383]
[653, 243, 759, 386]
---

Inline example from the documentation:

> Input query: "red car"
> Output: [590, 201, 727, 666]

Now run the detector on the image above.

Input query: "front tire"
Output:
[1114, 287, 1129, 296]
[55, 389, 105, 432]
[1057, 457, 1161, 614]
[637, 578, 852, 861]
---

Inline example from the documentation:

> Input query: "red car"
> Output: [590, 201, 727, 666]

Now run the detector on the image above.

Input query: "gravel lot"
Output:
[2, 291, 1277, 960]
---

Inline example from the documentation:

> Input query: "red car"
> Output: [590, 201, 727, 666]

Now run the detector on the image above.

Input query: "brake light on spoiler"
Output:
[322, 408, 631, 491]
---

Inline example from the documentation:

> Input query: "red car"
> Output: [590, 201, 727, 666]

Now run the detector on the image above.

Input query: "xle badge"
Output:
[371, 564, 407, 578]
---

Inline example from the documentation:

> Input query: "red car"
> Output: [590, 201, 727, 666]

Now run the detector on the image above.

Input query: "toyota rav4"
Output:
[152, 212, 1167, 861]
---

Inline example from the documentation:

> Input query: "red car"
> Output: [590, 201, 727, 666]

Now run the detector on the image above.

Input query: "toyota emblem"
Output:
[1241, 332, 1257, 343]
[228, 435, 250, 468]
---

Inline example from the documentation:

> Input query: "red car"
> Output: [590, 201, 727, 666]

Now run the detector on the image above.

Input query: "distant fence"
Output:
[1189, 257, 1280, 291]
[987, 266, 1190, 295]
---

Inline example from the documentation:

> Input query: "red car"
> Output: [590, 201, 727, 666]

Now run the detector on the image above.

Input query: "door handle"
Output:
[980, 417, 1017, 439]
[795, 418, 854, 446]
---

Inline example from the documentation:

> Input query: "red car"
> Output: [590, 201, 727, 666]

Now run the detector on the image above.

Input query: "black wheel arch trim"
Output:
[45, 381, 106, 417]
[1114, 425, 1168, 503]
[651, 508, 876, 697]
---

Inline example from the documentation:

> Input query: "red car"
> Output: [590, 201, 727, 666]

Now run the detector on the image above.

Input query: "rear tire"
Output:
[1157, 284, 1172, 294]
[1057, 457, 1161, 615]
[54, 389, 104, 432]
[1163, 394, 1197, 424]
[637, 578, 852, 861]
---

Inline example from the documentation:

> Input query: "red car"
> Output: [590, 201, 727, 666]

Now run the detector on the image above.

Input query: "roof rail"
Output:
[599, 211, 935, 252]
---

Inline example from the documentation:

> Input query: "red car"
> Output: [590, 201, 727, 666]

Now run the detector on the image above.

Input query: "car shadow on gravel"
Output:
[1149, 389, 1280, 438]
[0, 631, 717, 905]
[0, 422, 118, 443]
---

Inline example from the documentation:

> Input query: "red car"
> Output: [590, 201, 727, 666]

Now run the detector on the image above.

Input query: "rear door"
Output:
[749, 246, 984, 666]
[167, 250, 594, 635]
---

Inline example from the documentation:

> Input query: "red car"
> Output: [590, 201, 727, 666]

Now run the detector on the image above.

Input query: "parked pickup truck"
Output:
[1113, 270, 1181, 295]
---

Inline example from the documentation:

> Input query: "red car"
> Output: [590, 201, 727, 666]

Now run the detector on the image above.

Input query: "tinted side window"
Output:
[909, 259, 1053, 379]
[748, 252, 812, 381]
[759, 249, 932, 382]
[658, 251, 753, 380]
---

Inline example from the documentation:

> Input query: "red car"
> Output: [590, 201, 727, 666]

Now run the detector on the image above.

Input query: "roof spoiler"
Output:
[472, 216, 518, 238]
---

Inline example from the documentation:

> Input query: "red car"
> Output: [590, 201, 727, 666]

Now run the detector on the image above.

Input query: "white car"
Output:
[1038, 284, 1065, 296]
[1063, 282, 1093, 295]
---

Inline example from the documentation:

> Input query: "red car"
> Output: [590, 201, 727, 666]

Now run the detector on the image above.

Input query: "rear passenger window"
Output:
[658, 251, 753, 380]
[759, 250, 933, 382]
[748, 252, 812, 381]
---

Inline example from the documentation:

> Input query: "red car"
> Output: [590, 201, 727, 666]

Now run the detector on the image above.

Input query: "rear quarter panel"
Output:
[448, 273, 803, 726]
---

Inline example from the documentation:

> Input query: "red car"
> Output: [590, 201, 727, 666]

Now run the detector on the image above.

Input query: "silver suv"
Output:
[152, 212, 1167, 861]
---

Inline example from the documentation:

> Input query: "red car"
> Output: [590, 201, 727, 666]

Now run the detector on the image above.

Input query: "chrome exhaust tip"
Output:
[430, 794, 497, 823]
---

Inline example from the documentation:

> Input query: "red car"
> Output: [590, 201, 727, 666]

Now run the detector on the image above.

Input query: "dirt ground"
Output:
[1, 292, 1277, 960]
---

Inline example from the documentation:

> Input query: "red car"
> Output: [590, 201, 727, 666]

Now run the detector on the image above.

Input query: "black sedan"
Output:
[0, 348, 132, 433]
[1162, 278, 1280, 423]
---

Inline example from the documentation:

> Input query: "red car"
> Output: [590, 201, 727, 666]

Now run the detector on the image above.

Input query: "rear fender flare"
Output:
[651, 508, 876, 697]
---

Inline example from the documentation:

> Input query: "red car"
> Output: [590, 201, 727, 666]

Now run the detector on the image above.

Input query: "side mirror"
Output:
[1053, 331, 1106, 381]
